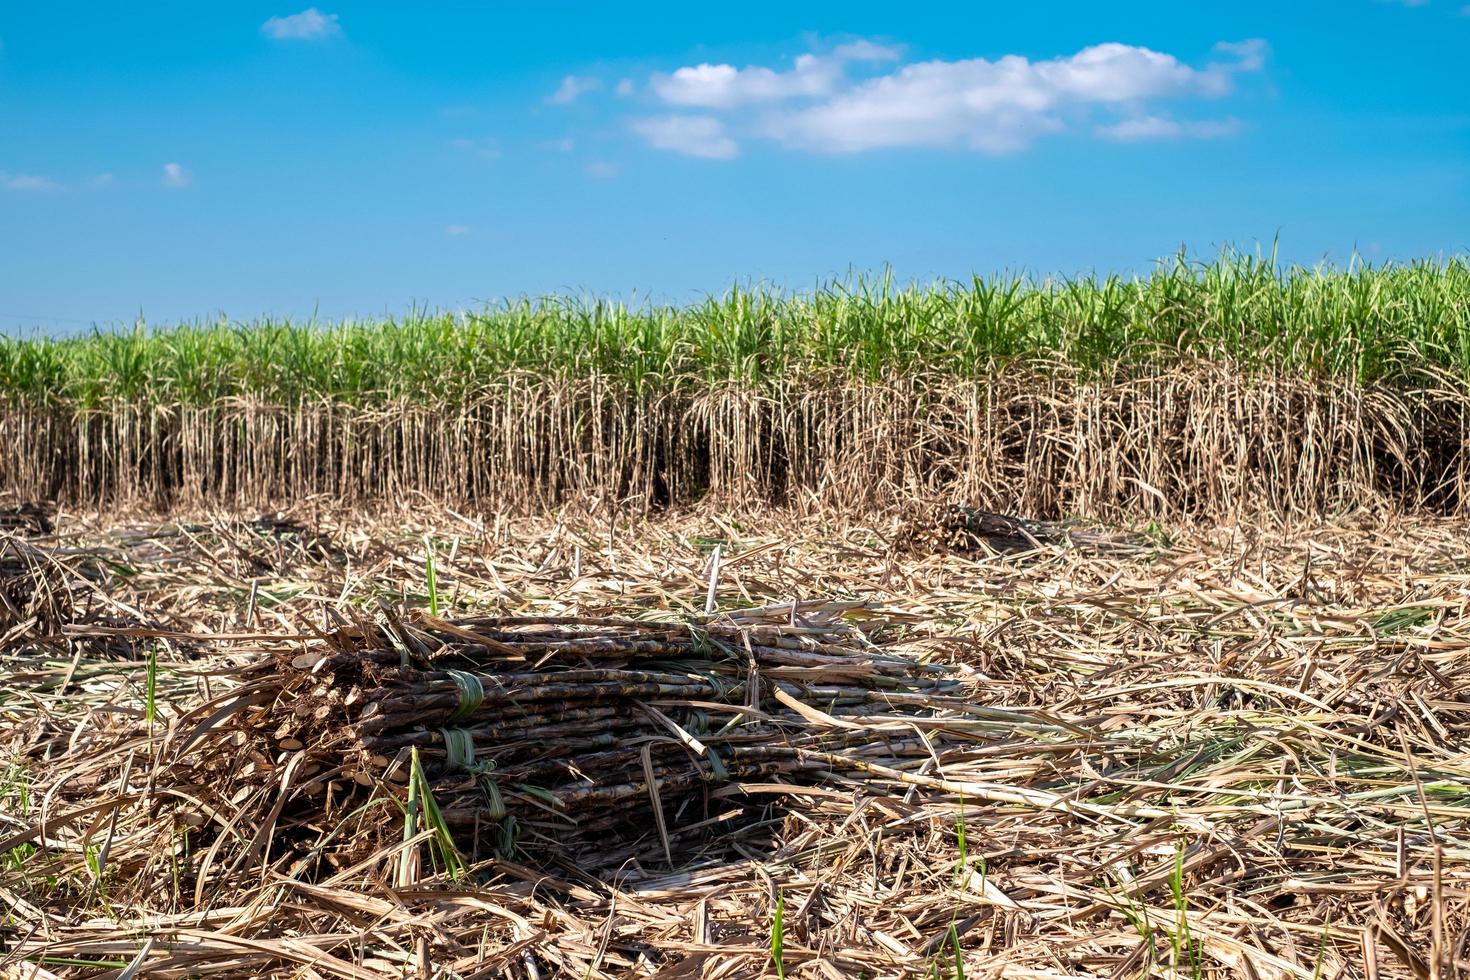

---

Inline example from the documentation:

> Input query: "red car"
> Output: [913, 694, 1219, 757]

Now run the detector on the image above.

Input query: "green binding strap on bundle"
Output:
[445, 669, 484, 723]
[477, 770, 507, 821]
[434, 724, 507, 821]
[705, 747, 728, 784]
[439, 727, 477, 772]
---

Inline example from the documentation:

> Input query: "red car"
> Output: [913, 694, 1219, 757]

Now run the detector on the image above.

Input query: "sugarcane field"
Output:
[5, 5, 1470, 976]
[6, 264, 1470, 980]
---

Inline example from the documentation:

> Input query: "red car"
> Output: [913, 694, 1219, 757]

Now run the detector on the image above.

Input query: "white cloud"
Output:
[615, 78, 635, 97]
[161, 162, 190, 187]
[648, 41, 908, 110]
[549, 75, 601, 105]
[634, 40, 1265, 157]
[585, 160, 618, 179]
[444, 224, 470, 236]
[0, 172, 57, 191]
[1095, 114, 1242, 141]
[262, 8, 341, 40]
[1045, 43, 1231, 100]
[629, 115, 738, 158]
[651, 54, 843, 108]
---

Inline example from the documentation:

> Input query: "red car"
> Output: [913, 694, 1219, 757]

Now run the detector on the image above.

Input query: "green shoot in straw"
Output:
[770, 889, 786, 980]
[144, 647, 158, 730]
[408, 748, 463, 880]
[424, 537, 440, 617]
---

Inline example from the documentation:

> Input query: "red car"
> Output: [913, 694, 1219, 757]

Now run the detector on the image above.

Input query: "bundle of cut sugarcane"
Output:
[270, 599, 994, 863]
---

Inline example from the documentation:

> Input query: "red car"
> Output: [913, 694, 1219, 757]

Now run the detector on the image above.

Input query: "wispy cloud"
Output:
[161, 162, 191, 187]
[449, 138, 503, 161]
[1212, 38, 1268, 71]
[631, 38, 1266, 157]
[0, 171, 58, 191]
[261, 8, 342, 41]
[548, 75, 601, 105]
[444, 224, 470, 236]
[615, 78, 636, 97]
[1, 171, 119, 191]
[832, 39, 902, 62]
[1095, 115, 1242, 141]
[630, 115, 738, 159]
[585, 160, 618, 178]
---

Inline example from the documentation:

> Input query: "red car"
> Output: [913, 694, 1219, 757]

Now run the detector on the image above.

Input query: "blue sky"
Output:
[0, 1, 1466, 331]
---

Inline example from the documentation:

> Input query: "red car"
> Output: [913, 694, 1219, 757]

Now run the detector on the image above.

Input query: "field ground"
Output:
[4, 500, 1470, 978]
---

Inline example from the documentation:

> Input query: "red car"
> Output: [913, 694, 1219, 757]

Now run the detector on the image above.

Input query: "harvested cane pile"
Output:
[0, 534, 67, 641]
[896, 503, 1149, 557]
[0, 533, 164, 660]
[265, 599, 980, 867]
[0, 498, 54, 536]
[1, 535, 104, 650]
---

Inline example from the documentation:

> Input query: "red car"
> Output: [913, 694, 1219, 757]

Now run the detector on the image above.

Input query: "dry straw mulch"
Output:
[3, 506, 1470, 977]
